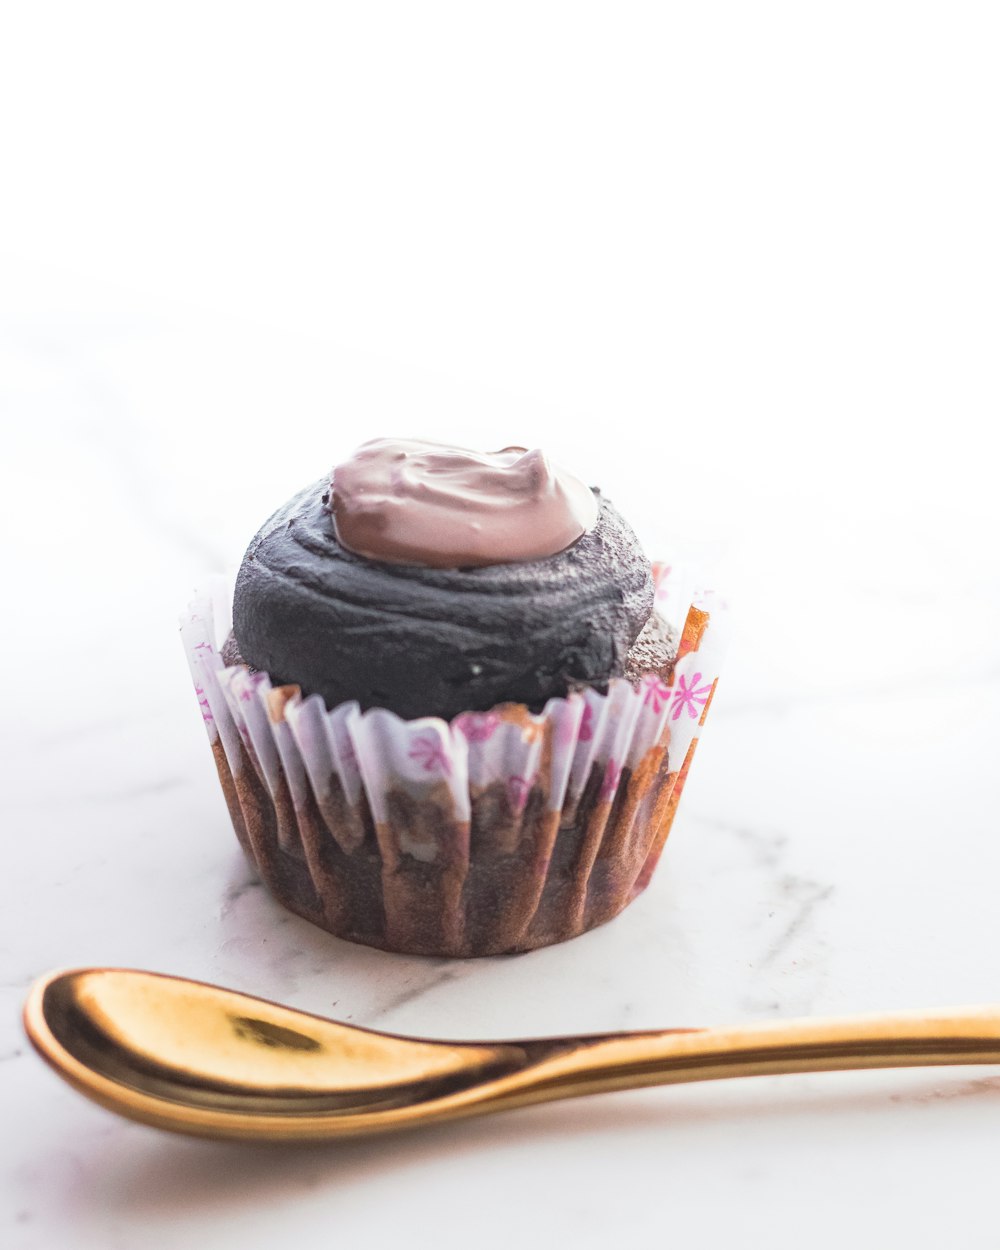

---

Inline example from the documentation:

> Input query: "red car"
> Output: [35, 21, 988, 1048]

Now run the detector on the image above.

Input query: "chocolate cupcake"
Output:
[182, 439, 723, 957]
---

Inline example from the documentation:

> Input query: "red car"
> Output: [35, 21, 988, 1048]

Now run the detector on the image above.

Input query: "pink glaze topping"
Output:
[329, 438, 599, 568]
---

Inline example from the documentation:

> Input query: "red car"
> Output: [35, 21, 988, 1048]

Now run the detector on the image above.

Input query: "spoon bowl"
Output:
[25, 968, 542, 1137]
[24, 968, 1000, 1142]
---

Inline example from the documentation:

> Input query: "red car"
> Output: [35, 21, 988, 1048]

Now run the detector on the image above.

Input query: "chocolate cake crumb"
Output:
[623, 610, 677, 684]
[221, 630, 249, 669]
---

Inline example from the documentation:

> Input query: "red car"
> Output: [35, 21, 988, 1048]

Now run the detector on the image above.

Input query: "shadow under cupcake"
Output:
[183, 439, 723, 957]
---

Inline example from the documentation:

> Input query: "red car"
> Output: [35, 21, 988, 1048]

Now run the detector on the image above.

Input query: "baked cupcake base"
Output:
[184, 567, 723, 957]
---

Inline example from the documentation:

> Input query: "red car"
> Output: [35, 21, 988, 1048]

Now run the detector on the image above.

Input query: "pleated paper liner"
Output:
[182, 564, 725, 956]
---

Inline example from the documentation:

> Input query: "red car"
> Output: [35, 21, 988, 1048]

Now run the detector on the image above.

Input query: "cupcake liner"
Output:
[182, 563, 726, 956]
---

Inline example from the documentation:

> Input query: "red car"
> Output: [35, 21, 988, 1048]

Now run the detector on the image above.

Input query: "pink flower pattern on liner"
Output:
[599, 758, 622, 802]
[640, 673, 671, 714]
[408, 734, 452, 776]
[578, 701, 595, 742]
[671, 672, 713, 720]
[194, 684, 213, 724]
[507, 775, 532, 813]
[457, 712, 500, 742]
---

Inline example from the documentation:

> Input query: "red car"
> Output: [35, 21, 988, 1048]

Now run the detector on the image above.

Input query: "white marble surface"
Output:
[3, 256, 1000, 1250]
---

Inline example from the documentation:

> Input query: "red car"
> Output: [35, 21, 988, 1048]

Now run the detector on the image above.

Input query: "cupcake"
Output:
[182, 439, 723, 957]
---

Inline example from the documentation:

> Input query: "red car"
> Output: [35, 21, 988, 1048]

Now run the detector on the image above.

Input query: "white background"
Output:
[2, 4, 1000, 1248]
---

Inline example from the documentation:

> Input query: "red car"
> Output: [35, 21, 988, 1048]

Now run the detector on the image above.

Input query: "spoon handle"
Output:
[504, 1006, 1000, 1107]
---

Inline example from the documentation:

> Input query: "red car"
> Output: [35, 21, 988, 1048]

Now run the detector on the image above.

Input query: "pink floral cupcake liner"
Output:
[182, 565, 725, 957]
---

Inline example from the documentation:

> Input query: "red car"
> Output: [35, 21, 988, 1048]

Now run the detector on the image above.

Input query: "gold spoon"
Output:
[23, 968, 1000, 1143]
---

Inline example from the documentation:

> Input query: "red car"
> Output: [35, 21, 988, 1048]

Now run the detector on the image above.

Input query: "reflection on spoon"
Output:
[23, 968, 1000, 1142]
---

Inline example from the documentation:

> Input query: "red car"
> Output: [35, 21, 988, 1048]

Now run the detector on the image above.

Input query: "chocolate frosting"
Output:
[232, 478, 654, 721]
[329, 438, 599, 568]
